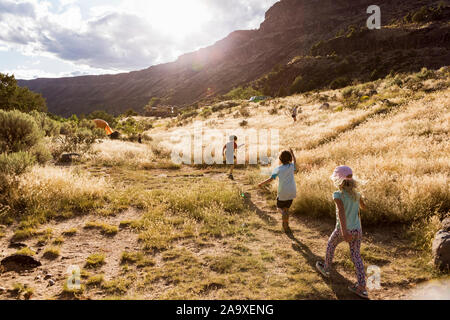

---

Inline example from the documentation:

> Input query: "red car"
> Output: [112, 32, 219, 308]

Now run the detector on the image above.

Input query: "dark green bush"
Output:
[179, 110, 198, 120]
[0, 109, 42, 153]
[224, 86, 262, 100]
[330, 76, 351, 90]
[0, 73, 47, 113]
[412, 6, 429, 23]
[290, 75, 304, 94]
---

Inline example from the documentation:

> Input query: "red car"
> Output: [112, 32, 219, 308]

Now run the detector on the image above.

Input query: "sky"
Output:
[0, 0, 279, 79]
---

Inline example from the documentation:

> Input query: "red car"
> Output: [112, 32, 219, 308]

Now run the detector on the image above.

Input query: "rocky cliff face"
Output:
[18, 0, 449, 116]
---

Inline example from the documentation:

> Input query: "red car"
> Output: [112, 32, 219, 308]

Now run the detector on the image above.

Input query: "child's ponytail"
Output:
[339, 179, 359, 201]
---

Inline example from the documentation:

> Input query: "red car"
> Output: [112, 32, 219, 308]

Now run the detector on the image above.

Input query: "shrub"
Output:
[179, 110, 198, 120]
[85, 253, 105, 268]
[341, 87, 354, 98]
[0, 152, 35, 177]
[200, 108, 212, 118]
[53, 127, 99, 159]
[268, 107, 278, 115]
[0, 152, 35, 204]
[0, 110, 42, 153]
[30, 142, 52, 165]
[211, 101, 239, 112]
[290, 75, 304, 94]
[412, 6, 429, 23]
[239, 107, 250, 117]
[239, 120, 248, 127]
[29, 111, 60, 137]
[330, 77, 351, 90]
[225, 86, 262, 100]
[415, 67, 435, 81]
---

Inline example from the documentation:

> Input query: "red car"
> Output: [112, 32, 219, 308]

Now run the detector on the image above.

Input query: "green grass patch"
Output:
[86, 274, 104, 287]
[62, 228, 77, 236]
[84, 221, 119, 236]
[16, 247, 35, 256]
[85, 253, 106, 269]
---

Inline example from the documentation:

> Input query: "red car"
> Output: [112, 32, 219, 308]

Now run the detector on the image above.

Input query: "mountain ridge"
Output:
[17, 0, 449, 116]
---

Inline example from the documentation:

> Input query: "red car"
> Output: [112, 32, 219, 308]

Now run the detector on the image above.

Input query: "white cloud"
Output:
[0, 0, 279, 76]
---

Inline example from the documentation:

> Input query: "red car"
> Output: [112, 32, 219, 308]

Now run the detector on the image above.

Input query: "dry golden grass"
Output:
[292, 89, 449, 227]
[7, 166, 107, 226]
[146, 71, 449, 232]
[91, 140, 153, 167]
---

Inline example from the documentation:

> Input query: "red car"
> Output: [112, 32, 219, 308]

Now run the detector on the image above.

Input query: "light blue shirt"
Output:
[333, 191, 361, 231]
[271, 163, 297, 201]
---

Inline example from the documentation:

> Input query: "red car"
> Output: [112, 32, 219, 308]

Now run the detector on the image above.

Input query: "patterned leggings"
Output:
[324, 228, 366, 288]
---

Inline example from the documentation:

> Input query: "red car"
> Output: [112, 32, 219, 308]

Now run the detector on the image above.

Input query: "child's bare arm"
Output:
[289, 148, 299, 173]
[258, 178, 274, 188]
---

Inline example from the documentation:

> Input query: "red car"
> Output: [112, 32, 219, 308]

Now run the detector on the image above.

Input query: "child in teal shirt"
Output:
[316, 166, 369, 299]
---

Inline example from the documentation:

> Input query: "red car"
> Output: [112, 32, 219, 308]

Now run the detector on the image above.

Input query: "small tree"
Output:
[0, 73, 47, 113]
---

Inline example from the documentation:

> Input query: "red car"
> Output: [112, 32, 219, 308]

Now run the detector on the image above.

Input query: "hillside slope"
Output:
[18, 0, 450, 116]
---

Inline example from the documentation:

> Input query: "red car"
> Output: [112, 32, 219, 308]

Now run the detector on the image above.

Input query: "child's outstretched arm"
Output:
[289, 148, 299, 174]
[258, 177, 274, 188]
[335, 198, 352, 242]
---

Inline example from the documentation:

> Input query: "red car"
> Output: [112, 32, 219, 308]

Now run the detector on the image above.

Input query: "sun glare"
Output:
[135, 1, 210, 38]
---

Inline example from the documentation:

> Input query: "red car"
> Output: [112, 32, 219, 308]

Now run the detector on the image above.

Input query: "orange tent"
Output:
[93, 119, 113, 135]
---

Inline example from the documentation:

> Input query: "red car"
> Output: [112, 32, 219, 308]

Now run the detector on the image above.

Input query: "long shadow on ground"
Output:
[286, 231, 366, 300]
[242, 192, 278, 226]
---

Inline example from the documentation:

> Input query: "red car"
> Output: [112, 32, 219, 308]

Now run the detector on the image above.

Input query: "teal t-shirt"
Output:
[333, 191, 361, 231]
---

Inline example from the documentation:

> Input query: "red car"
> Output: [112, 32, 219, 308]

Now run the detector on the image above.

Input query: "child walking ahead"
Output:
[222, 135, 238, 180]
[316, 166, 368, 299]
[258, 148, 298, 232]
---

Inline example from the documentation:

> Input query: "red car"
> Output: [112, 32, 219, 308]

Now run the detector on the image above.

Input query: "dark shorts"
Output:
[277, 198, 293, 209]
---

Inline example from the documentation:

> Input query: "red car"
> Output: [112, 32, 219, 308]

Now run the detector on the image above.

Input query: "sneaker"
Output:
[315, 261, 330, 278]
[348, 284, 369, 299]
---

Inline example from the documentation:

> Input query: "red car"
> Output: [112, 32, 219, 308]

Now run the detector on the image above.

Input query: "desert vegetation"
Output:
[0, 67, 449, 300]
